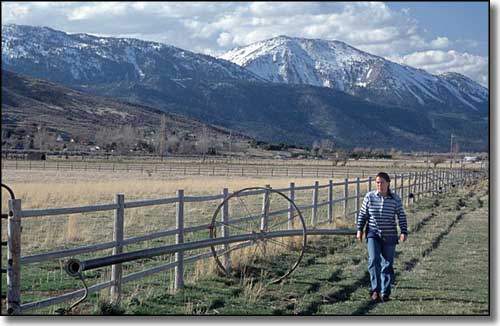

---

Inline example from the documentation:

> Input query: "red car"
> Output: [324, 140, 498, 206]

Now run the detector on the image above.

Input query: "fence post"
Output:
[175, 190, 184, 291]
[432, 169, 436, 194]
[311, 181, 319, 227]
[394, 175, 398, 198]
[417, 172, 422, 200]
[406, 172, 413, 207]
[7, 199, 22, 315]
[437, 169, 440, 192]
[412, 171, 420, 204]
[401, 174, 404, 198]
[434, 170, 442, 192]
[343, 178, 349, 218]
[368, 176, 372, 193]
[328, 180, 333, 224]
[221, 188, 231, 272]
[429, 170, 433, 196]
[431, 170, 435, 194]
[261, 185, 271, 231]
[424, 171, 428, 197]
[442, 169, 446, 192]
[288, 182, 295, 230]
[111, 194, 124, 303]
[355, 177, 360, 216]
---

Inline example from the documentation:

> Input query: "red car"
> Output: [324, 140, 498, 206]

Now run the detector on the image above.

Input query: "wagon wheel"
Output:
[209, 187, 307, 284]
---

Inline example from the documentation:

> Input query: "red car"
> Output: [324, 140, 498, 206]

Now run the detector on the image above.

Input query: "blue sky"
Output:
[386, 1, 488, 56]
[1, 1, 490, 86]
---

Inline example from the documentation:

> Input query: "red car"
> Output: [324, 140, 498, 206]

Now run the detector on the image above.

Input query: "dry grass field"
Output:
[1, 168, 359, 254]
[2, 168, 347, 206]
[1, 163, 486, 315]
[1, 166, 363, 314]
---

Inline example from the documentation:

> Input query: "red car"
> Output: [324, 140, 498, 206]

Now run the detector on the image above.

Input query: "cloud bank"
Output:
[1, 2, 488, 87]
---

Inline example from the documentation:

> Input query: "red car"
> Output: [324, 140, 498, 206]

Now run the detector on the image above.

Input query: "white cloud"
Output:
[430, 36, 451, 49]
[1, 2, 30, 20]
[217, 32, 233, 47]
[1, 2, 488, 85]
[397, 50, 488, 87]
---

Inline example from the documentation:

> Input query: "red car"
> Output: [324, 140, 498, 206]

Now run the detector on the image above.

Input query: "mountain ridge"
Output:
[1, 24, 489, 151]
[219, 35, 488, 115]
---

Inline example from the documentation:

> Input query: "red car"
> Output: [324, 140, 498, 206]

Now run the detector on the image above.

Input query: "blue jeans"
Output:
[367, 237, 396, 296]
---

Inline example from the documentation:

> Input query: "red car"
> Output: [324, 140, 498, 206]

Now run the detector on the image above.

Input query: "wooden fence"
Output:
[2, 168, 483, 314]
[1, 159, 448, 179]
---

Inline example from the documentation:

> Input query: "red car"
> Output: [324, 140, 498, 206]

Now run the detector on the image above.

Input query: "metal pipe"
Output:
[1, 183, 15, 200]
[65, 228, 356, 277]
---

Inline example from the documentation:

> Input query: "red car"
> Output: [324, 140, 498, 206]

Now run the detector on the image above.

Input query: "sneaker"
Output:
[370, 292, 380, 301]
[381, 294, 390, 302]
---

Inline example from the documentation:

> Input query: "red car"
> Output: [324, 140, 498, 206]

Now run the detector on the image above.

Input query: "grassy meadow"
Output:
[100, 179, 488, 315]
[0, 167, 488, 315]
[1, 167, 364, 314]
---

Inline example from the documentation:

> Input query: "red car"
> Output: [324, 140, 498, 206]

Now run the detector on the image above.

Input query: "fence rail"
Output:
[2, 168, 484, 314]
[1, 159, 465, 179]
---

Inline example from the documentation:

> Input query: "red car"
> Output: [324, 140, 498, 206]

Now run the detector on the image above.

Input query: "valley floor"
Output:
[89, 180, 489, 316]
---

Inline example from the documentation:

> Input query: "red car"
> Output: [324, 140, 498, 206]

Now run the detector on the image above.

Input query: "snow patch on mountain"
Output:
[2, 24, 263, 86]
[220, 35, 488, 113]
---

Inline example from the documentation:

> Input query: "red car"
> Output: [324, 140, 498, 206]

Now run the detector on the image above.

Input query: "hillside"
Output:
[1, 24, 489, 151]
[1, 70, 250, 153]
[220, 35, 488, 115]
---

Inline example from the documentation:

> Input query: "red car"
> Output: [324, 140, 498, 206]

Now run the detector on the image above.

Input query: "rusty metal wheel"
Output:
[209, 187, 307, 284]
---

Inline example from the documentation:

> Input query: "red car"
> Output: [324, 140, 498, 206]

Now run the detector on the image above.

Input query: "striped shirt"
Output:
[357, 190, 408, 244]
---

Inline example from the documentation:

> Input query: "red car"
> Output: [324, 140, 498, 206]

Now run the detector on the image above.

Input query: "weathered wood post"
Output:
[311, 181, 319, 227]
[343, 178, 349, 218]
[368, 176, 372, 193]
[261, 185, 271, 231]
[221, 188, 231, 272]
[417, 171, 422, 201]
[423, 170, 427, 198]
[288, 182, 295, 230]
[393, 175, 398, 197]
[355, 177, 360, 217]
[328, 180, 333, 224]
[442, 169, 445, 192]
[7, 199, 22, 315]
[402, 173, 407, 207]
[430, 169, 435, 195]
[428, 170, 432, 196]
[434, 170, 442, 192]
[175, 190, 184, 291]
[415, 171, 418, 197]
[409, 172, 414, 202]
[111, 194, 125, 303]
[437, 169, 441, 192]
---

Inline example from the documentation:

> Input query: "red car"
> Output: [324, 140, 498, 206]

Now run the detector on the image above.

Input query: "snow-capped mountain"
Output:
[2, 24, 263, 87]
[220, 35, 488, 114]
[1, 25, 488, 151]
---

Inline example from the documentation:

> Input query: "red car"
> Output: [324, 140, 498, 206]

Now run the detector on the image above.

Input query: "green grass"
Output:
[2, 180, 489, 315]
[113, 181, 489, 315]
